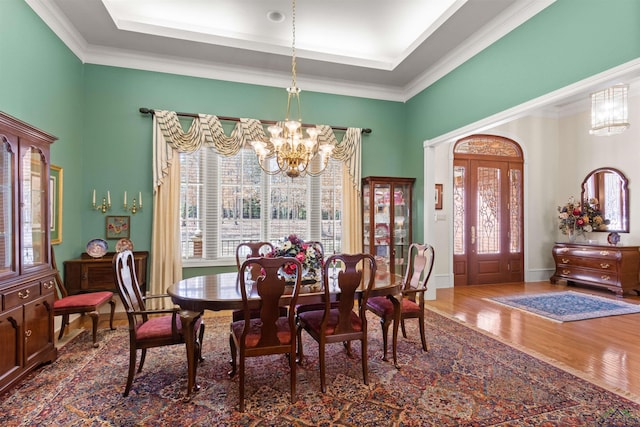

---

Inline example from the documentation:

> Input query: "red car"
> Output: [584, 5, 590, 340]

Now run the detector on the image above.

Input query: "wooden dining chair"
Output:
[229, 256, 303, 411]
[296, 253, 376, 392]
[51, 247, 115, 348]
[113, 250, 205, 397]
[366, 243, 435, 359]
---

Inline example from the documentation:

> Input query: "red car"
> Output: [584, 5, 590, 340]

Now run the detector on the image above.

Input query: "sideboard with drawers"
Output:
[550, 243, 640, 297]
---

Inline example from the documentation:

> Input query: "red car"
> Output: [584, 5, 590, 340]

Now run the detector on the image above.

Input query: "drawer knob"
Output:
[599, 251, 610, 256]
[18, 289, 30, 299]
[600, 263, 610, 269]
[561, 258, 570, 264]
[562, 269, 570, 275]
[43, 280, 54, 290]
[600, 275, 610, 281]
[25, 329, 32, 337]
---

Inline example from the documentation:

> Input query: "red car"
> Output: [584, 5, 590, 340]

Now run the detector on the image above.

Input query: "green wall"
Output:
[0, 0, 85, 266]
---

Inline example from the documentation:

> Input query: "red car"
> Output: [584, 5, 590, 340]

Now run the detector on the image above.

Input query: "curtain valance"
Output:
[153, 110, 363, 191]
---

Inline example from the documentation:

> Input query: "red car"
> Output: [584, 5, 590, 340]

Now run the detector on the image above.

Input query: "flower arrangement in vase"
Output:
[557, 196, 609, 241]
[268, 234, 323, 283]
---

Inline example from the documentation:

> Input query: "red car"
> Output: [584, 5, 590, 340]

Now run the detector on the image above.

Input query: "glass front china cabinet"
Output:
[0, 112, 57, 395]
[362, 176, 415, 278]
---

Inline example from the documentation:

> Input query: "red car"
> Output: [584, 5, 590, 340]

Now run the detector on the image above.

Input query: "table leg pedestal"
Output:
[179, 310, 202, 402]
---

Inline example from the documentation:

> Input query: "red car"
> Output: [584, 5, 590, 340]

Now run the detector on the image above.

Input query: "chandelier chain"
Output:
[290, 0, 297, 89]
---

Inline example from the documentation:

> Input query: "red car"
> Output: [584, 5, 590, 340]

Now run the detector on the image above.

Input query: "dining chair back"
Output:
[52, 247, 115, 348]
[229, 256, 303, 411]
[235, 241, 275, 280]
[113, 250, 205, 397]
[366, 243, 434, 359]
[296, 253, 376, 392]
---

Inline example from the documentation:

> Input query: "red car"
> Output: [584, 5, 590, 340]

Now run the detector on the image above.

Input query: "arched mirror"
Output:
[581, 167, 629, 233]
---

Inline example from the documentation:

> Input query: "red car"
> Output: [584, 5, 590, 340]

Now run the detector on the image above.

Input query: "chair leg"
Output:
[290, 342, 297, 404]
[198, 323, 205, 362]
[361, 337, 369, 385]
[58, 314, 69, 340]
[380, 317, 391, 362]
[296, 324, 304, 364]
[238, 354, 245, 412]
[138, 349, 147, 373]
[228, 334, 237, 377]
[319, 343, 326, 393]
[418, 315, 428, 352]
[401, 318, 408, 338]
[108, 299, 116, 330]
[89, 310, 100, 348]
[124, 347, 137, 397]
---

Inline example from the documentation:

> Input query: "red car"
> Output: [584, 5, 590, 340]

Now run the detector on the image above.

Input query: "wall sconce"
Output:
[92, 189, 111, 213]
[123, 191, 143, 214]
[589, 84, 630, 136]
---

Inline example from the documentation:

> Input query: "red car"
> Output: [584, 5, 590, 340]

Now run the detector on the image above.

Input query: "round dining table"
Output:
[167, 271, 404, 400]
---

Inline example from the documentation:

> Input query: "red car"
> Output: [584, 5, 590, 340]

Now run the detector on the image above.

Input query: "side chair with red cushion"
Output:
[229, 256, 303, 412]
[52, 247, 115, 348]
[113, 250, 205, 398]
[366, 243, 435, 359]
[296, 253, 376, 393]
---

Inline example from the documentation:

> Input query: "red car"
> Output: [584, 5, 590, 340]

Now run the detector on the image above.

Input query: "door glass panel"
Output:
[22, 148, 46, 267]
[509, 168, 522, 253]
[453, 166, 465, 255]
[373, 183, 391, 273]
[477, 167, 500, 254]
[0, 138, 13, 273]
[393, 183, 409, 273]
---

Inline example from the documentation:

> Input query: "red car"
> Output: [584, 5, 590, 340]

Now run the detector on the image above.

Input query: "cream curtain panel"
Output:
[151, 110, 363, 288]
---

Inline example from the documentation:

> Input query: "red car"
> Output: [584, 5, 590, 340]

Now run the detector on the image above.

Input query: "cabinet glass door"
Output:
[392, 183, 410, 275]
[0, 139, 14, 276]
[21, 147, 47, 268]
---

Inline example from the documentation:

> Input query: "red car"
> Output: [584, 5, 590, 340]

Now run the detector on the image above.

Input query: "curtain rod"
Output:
[138, 107, 372, 134]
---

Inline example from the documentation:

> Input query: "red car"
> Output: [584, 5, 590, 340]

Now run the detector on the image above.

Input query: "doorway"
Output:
[452, 135, 524, 285]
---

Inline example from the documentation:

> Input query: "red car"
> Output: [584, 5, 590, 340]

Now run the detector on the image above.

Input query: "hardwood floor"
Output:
[425, 281, 640, 401]
[84, 280, 640, 401]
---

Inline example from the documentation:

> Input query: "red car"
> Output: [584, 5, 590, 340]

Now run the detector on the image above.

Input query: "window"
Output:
[180, 147, 343, 264]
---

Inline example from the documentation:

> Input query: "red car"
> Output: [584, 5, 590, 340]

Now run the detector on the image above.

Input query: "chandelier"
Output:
[250, 0, 334, 178]
[589, 84, 630, 136]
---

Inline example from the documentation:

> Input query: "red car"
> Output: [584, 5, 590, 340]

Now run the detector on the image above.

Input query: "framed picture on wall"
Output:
[435, 184, 443, 210]
[50, 165, 63, 244]
[106, 215, 130, 239]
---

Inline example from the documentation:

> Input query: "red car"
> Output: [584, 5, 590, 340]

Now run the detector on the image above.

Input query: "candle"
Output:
[107, 191, 111, 205]
[92, 189, 96, 205]
[139, 192, 142, 208]
[124, 191, 127, 206]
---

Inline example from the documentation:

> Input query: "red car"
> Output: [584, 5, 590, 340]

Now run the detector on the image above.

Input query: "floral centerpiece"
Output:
[557, 196, 609, 238]
[268, 234, 323, 282]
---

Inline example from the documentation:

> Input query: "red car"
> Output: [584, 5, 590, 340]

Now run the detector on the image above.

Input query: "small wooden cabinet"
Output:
[0, 112, 57, 395]
[550, 243, 640, 297]
[64, 251, 149, 295]
[362, 176, 415, 278]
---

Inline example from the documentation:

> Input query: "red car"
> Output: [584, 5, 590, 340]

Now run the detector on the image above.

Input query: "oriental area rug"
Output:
[2, 310, 640, 426]
[487, 291, 640, 322]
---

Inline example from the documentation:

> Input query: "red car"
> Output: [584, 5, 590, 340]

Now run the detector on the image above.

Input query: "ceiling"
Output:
[27, 0, 555, 102]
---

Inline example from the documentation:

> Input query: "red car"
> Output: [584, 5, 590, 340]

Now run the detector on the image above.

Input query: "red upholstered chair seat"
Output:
[365, 296, 421, 317]
[135, 315, 203, 342]
[297, 309, 362, 336]
[231, 317, 293, 348]
[53, 291, 113, 310]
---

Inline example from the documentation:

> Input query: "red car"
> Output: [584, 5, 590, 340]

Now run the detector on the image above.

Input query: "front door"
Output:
[453, 135, 524, 285]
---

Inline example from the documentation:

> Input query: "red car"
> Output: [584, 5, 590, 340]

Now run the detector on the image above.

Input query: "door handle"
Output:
[471, 226, 476, 245]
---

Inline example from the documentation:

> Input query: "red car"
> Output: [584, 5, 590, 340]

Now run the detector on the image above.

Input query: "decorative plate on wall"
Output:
[115, 238, 134, 252]
[86, 238, 108, 258]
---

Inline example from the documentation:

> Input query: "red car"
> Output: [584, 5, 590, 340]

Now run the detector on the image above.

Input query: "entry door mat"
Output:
[487, 291, 640, 322]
